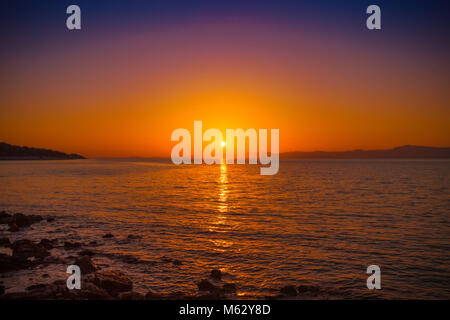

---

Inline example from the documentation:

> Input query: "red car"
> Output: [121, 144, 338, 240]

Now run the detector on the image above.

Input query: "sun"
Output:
[221, 141, 226, 147]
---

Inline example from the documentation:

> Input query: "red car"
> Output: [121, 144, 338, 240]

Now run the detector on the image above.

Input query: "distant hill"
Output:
[0, 142, 86, 160]
[280, 145, 450, 159]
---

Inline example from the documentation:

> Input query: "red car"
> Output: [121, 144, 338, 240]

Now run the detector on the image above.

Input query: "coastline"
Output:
[0, 211, 369, 300]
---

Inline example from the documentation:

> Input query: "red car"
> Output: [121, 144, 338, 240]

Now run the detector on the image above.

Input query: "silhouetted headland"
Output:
[280, 145, 450, 159]
[0, 142, 85, 160]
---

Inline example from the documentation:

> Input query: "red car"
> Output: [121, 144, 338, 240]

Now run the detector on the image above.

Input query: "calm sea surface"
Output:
[0, 159, 449, 299]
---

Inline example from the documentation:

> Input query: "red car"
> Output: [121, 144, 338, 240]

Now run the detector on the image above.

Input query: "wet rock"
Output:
[197, 279, 217, 292]
[0, 253, 33, 273]
[38, 238, 54, 250]
[42, 274, 50, 278]
[127, 235, 142, 240]
[8, 223, 20, 232]
[280, 285, 298, 296]
[119, 254, 141, 264]
[11, 239, 49, 259]
[145, 290, 163, 300]
[297, 285, 321, 295]
[118, 291, 145, 300]
[102, 233, 114, 239]
[0, 211, 12, 224]
[172, 260, 182, 266]
[0, 238, 11, 247]
[75, 255, 98, 274]
[11, 213, 43, 228]
[79, 249, 95, 257]
[93, 271, 133, 297]
[64, 241, 82, 250]
[26, 284, 47, 291]
[210, 269, 222, 280]
[222, 283, 237, 293]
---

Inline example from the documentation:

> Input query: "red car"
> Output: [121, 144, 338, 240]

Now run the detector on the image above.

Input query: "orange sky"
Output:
[1, 19, 449, 158]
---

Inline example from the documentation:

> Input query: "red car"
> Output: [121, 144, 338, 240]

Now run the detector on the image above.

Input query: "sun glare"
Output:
[221, 141, 226, 147]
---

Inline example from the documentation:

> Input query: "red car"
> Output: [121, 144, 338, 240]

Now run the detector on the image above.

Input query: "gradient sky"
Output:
[1, 0, 449, 157]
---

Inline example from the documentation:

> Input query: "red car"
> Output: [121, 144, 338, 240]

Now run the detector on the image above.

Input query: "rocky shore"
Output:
[0, 211, 346, 300]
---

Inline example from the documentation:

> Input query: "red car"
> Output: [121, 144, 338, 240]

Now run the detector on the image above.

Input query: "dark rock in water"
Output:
[297, 285, 321, 295]
[46, 217, 55, 222]
[38, 238, 54, 250]
[26, 284, 47, 291]
[75, 256, 98, 274]
[197, 279, 217, 292]
[64, 241, 82, 250]
[12, 239, 49, 259]
[127, 234, 142, 240]
[0, 211, 12, 224]
[172, 259, 182, 266]
[11, 213, 43, 228]
[0, 237, 11, 247]
[8, 223, 20, 232]
[42, 274, 50, 278]
[222, 283, 237, 293]
[93, 271, 133, 297]
[119, 291, 144, 300]
[102, 233, 114, 239]
[118, 254, 141, 264]
[0, 253, 33, 273]
[79, 249, 95, 257]
[210, 269, 222, 280]
[166, 291, 188, 300]
[145, 290, 163, 300]
[280, 285, 298, 296]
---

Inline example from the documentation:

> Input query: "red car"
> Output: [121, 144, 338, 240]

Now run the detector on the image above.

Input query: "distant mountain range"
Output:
[0, 142, 85, 160]
[280, 145, 450, 159]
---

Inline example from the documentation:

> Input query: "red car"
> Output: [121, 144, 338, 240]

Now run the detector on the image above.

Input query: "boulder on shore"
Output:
[93, 271, 133, 297]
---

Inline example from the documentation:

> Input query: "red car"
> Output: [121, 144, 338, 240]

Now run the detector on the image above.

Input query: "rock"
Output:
[8, 223, 20, 232]
[0, 253, 33, 273]
[280, 285, 298, 296]
[297, 285, 321, 295]
[145, 290, 163, 300]
[38, 238, 54, 250]
[127, 235, 142, 239]
[64, 241, 82, 250]
[118, 291, 144, 300]
[46, 217, 55, 222]
[26, 284, 47, 291]
[119, 254, 141, 264]
[79, 249, 95, 257]
[102, 233, 114, 239]
[210, 269, 222, 280]
[11, 213, 42, 228]
[173, 260, 182, 266]
[0, 238, 11, 247]
[75, 255, 98, 274]
[0, 211, 12, 224]
[11, 239, 49, 259]
[197, 279, 217, 292]
[94, 271, 133, 297]
[42, 274, 50, 278]
[222, 283, 237, 293]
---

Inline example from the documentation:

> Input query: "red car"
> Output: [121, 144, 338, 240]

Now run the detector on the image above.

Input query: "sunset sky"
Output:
[1, 0, 449, 158]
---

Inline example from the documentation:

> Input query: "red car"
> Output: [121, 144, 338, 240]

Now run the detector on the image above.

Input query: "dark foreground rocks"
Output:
[0, 211, 48, 232]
